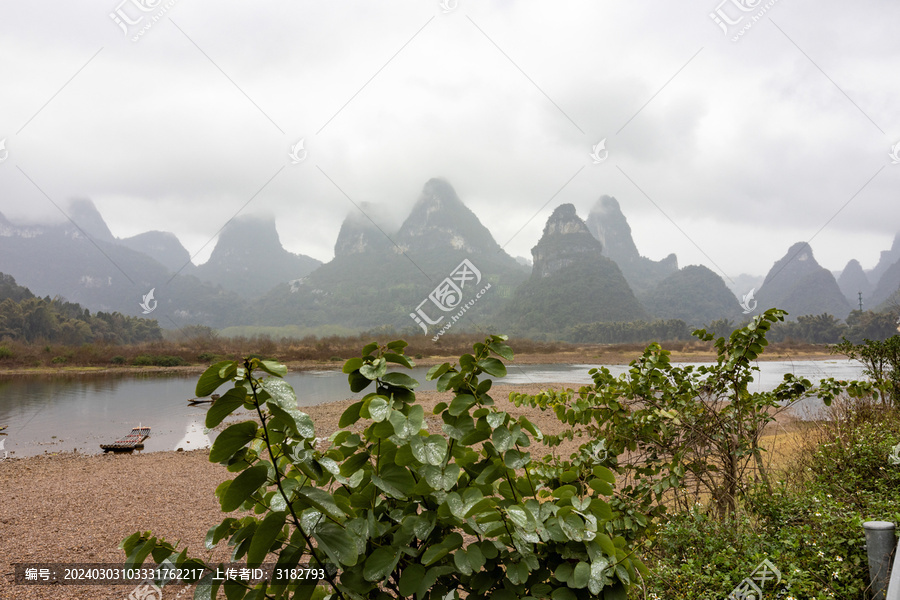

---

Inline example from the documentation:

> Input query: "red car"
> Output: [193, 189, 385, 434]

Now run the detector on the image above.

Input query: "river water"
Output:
[0, 360, 865, 458]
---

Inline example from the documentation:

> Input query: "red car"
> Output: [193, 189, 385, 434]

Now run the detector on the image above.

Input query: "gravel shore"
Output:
[0, 383, 584, 600]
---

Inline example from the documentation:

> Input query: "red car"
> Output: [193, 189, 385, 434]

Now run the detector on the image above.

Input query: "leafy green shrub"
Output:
[198, 352, 220, 362]
[512, 309, 863, 522]
[0, 345, 13, 359]
[51, 356, 67, 364]
[111, 355, 126, 365]
[131, 354, 187, 367]
[637, 494, 870, 600]
[122, 336, 645, 599]
[833, 335, 900, 406]
[153, 355, 187, 367]
[640, 372, 900, 600]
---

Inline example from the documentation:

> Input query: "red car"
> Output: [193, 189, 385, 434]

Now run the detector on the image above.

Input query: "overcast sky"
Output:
[1, 1, 898, 286]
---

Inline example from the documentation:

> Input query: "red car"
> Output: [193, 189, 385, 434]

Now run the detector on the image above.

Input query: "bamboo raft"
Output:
[100, 426, 151, 452]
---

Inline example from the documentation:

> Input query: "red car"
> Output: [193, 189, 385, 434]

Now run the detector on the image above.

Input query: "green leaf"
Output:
[386, 340, 408, 352]
[295, 488, 347, 522]
[339, 401, 363, 427]
[551, 588, 576, 600]
[596, 533, 616, 557]
[221, 464, 268, 512]
[477, 358, 507, 377]
[588, 558, 609, 595]
[491, 341, 514, 361]
[371, 463, 416, 499]
[197, 360, 238, 396]
[206, 519, 238, 550]
[592, 465, 616, 485]
[340, 452, 371, 477]
[421, 532, 463, 566]
[449, 394, 478, 417]
[268, 403, 316, 439]
[313, 522, 358, 566]
[588, 479, 613, 496]
[410, 435, 448, 466]
[206, 388, 248, 428]
[426, 363, 451, 381]
[261, 378, 297, 411]
[209, 421, 259, 463]
[364, 546, 399, 581]
[571, 562, 590, 589]
[382, 372, 419, 390]
[360, 358, 387, 380]
[384, 352, 413, 368]
[398, 564, 426, 596]
[257, 360, 288, 378]
[453, 550, 473, 575]
[247, 511, 286, 566]
[467, 544, 485, 571]
[504, 449, 530, 469]
[343, 357, 364, 374]
[348, 370, 371, 393]
[365, 396, 391, 422]
[423, 464, 459, 491]
[506, 505, 533, 530]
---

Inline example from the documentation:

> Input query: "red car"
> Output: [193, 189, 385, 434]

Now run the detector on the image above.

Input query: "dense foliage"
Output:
[641, 265, 739, 327]
[512, 309, 867, 524]
[833, 334, 900, 406]
[640, 396, 900, 600]
[565, 319, 691, 344]
[0, 272, 162, 345]
[123, 336, 645, 599]
[768, 309, 899, 344]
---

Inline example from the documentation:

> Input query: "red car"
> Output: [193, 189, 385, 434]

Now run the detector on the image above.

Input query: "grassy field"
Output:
[0, 331, 835, 373]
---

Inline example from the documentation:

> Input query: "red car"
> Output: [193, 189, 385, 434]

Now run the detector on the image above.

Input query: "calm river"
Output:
[0, 360, 865, 458]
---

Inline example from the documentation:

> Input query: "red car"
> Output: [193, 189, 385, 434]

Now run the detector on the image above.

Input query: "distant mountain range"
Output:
[1, 178, 898, 338]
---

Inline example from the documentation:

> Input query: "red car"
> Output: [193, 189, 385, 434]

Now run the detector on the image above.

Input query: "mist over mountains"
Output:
[1, 178, 898, 339]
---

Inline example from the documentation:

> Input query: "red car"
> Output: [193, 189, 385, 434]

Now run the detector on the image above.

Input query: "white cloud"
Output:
[0, 0, 898, 276]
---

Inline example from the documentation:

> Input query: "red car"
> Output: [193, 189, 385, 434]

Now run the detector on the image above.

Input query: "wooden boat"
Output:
[188, 393, 219, 405]
[100, 426, 151, 452]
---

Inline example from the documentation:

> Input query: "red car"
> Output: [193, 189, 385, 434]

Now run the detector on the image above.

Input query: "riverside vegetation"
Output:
[122, 309, 900, 599]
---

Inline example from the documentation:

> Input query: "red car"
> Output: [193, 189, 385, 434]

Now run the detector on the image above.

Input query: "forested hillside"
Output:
[0, 273, 162, 344]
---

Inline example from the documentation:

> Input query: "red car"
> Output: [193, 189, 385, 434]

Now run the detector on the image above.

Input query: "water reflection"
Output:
[173, 420, 211, 452]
